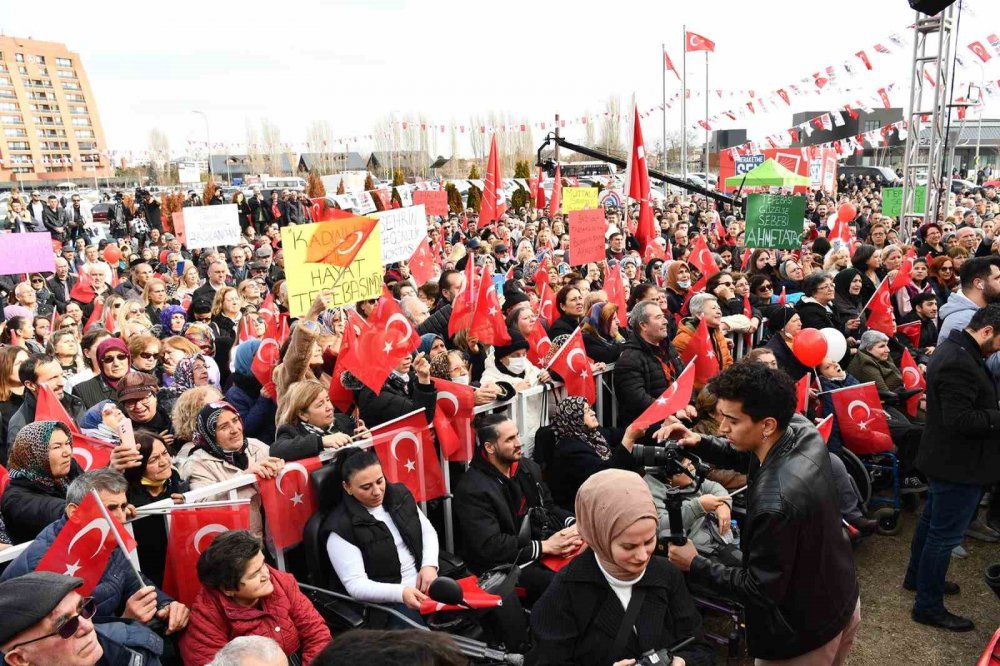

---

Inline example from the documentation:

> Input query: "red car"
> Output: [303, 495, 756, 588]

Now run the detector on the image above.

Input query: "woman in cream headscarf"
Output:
[529, 469, 713, 666]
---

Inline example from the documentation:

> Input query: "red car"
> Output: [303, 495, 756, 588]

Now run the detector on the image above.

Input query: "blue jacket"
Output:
[1, 516, 173, 618]
[224, 374, 277, 444]
[818, 373, 861, 454]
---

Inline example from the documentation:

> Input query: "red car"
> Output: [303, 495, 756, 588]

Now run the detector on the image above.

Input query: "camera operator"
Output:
[528, 469, 713, 666]
[656, 363, 859, 666]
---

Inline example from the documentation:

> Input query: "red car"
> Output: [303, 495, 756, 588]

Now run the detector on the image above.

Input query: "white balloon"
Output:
[820, 327, 847, 362]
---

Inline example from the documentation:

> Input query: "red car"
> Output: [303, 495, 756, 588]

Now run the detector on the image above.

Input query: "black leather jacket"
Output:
[687, 414, 858, 661]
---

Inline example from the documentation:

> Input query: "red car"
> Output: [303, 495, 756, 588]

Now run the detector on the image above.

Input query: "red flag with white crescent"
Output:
[369, 410, 446, 502]
[408, 237, 436, 285]
[448, 259, 478, 337]
[369, 287, 421, 358]
[677, 317, 720, 386]
[968, 41, 992, 63]
[631, 362, 696, 430]
[162, 504, 251, 606]
[685, 31, 715, 52]
[257, 456, 324, 549]
[469, 265, 512, 346]
[899, 349, 925, 418]
[480, 135, 507, 224]
[896, 320, 922, 349]
[863, 277, 896, 336]
[251, 339, 281, 394]
[432, 378, 476, 462]
[624, 101, 655, 253]
[537, 280, 557, 328]
[604, 263, 629, 321]
[688, 234, 719, 278]
[545, 328, 595, 404]
[548, 165, 562, 218]
[526, 316, 552, 368]
[829, 382, 893, 455]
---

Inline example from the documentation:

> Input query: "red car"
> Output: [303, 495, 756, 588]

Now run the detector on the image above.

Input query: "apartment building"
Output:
[0, 35, 110, 184]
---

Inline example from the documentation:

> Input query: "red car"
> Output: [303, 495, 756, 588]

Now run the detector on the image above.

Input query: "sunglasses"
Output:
[758, 284, 773, 291]
[138, 351, 159, 361]
[8, 597, 96, 650]
[101, 353, 128, 364]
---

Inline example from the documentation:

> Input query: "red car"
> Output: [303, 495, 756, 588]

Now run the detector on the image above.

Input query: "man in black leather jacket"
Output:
[658, 363, 860, 664]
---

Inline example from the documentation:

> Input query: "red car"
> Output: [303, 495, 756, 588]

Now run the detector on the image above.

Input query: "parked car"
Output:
[838, 165, 901, 187]
[91, 202, 111, 223]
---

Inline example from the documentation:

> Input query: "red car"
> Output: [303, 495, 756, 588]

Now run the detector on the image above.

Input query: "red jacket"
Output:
[180, 566, 331, 665]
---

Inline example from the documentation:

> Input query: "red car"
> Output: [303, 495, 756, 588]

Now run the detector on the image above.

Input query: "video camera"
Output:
[632, 441, 711, 552]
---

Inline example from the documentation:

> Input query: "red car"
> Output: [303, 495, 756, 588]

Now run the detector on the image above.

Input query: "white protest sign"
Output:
[376, 204, 426, 264]
[180, 204, 241, 249]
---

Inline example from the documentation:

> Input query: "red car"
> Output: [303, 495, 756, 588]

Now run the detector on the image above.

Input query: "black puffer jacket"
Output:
[612, 335, 682, 426]
[270, 416, 357, 461]
[687, 414, 859, 661]
[355, 373, 436, 428]
[1, 461, 83, 544]
[417, 302, 452, 339]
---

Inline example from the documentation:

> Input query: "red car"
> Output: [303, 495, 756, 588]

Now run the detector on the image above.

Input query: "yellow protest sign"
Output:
[562, 187, 599, 212]
[281, 218, 384, 316]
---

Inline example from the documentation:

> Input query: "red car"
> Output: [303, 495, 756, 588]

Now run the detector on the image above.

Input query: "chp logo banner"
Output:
[281, 216, 383, 316]
[375, 204, 426, 265]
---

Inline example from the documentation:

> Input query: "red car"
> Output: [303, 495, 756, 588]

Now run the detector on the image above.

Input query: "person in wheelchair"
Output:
[848, 330, 926, 423]
[322, 448, 440, 627]
[645, 453, 742, 568]
[528, 469, 715, 666]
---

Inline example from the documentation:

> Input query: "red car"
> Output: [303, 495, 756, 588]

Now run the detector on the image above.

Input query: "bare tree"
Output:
[584, 110, 596, 147]
[259, 119, 282, 175]
[148, 129, 170, 184]
[598, 95, 624, 157]
[305, 120, 337, 174]
[245, 120, 264, 175]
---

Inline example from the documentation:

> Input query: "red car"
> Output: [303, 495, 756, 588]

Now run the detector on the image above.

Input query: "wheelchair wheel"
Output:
[873, 507, 902, 536]
[838, 449, 871, 507]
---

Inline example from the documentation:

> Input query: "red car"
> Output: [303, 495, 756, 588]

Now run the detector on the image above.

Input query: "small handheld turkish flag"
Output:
[448, 260, 478, 337]
[546, 328, 596, 404]
[863, 277, 896, 336]
[257, 456, 324, 550]
[899, 349, 925, 418]
[408, 237, 436, 285]
[419, 576, 503, 614]
[537, 281, 557, 327]
[828, 382, 894, 455]
[688, 234, 720, 278]
[369, 287, 421, 358]
[432, 378, 476, 462]
[251, 338, 281, 394]
[896, 321, 922, 349]
[369, 410, 446, 502]
[469, 265, 511, 346]
[631, 362, 696, 430]
[162, 504, 250, 606]
[677, 318, 720, 386]
[526, 317, 553, 368]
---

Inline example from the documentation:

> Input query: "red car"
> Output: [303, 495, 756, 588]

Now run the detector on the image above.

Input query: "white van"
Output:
[260, 176, 307, 192]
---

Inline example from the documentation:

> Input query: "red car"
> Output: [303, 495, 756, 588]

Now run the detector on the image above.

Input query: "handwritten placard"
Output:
[568, 209, 607, 265]
[881, 186, 926, 218]
[0, 232, 57, 274]
[562, 187, 599, 213]
[413, 190, 449, 217]
[744, 194, 807, 250]
[175, 204, 241, 250]
[375, 204, 426, 265]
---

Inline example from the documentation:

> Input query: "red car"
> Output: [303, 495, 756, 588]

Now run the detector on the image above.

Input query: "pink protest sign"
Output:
[0, 232, 57, 274]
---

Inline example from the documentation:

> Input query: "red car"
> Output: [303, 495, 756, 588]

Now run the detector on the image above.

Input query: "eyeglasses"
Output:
[8, 597, 96, 650]
[138, 351, 159, 361]
[758, 284, 773, 291]
[122, 393, 154, 408]
[101, 353, 128, 364]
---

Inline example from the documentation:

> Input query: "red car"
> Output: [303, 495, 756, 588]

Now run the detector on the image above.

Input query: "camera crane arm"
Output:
[535, 133, 740, 208]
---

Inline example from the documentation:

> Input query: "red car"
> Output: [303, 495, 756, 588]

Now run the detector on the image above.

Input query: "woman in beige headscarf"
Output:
[528, 469, 713, 666]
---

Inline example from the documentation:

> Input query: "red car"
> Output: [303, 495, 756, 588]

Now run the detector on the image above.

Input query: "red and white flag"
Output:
[548, 165, 562, 218]
[968, 41, 992, 63]
[631, 362, 695, 430]
[328, 311, 368, 411]
[163, 504, 251, 606]
[257, 456, 324, 550]
[795, 374, 811, 414]
[604, 263, 629, 318]
[481, 135, 507, 224]
[35, 386, 113, 470]
[36, 492, 136, 595]
[863, 277, 896, 336]
[469, 265, 512, 346]
[889, 257, 913, 294]
[688, 234, 719, 278]
[546, 328, 596, 404]
[534, 166, 546, 210]
[677, 318, 720, 386]
[525, 316, 552, 368]
[816, 414, 833, 444]
[685, 31, 715, 52]
[419, 575, 502, 614]
[408, 237, 437, 285]
[896, 320, 922, 349]
[448, 260, 478, 337]
[663, 49, 681, 80]
[533, 255, 551, 294]
[432, 378, 476, 462]
[369, 287, 422, 358]
[828, 382, 894, 455]
[369, 410, 446, 502]
[250, 338, 281, 395]
[623, 99, 655, 253]
[537, 280, 557, 327]
[899, 349, 925, 418]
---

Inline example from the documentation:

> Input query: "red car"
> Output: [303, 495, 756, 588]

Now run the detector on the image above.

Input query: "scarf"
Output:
[172, 354, 205, 392]
[95, 337, 131, 388]
[301, 421, 336, 437]
[575, 469, 658, 581]
[193, 402, 250, 470]
[8, 421, 72, 493]
[551, 396, 612, 461]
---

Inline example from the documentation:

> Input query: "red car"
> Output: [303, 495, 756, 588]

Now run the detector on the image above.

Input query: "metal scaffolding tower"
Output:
[899, 5, 957, 243]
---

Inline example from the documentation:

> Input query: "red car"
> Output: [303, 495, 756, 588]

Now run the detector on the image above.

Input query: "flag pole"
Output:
[661, 42, 667, 187]
[681, 25, 687, 180]
[90, 489, 145, 589]
[704, 51, 710, 177]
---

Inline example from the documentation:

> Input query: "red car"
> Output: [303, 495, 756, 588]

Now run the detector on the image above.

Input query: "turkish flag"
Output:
[329, 311, 368, 411]
[828, 217, 852, 248]
[369, 287, 421, 358]
[546, 328, 595, 404]
[469, 266, 512, 347]
[816, 415, 833, 444]
[742, 291, 752, 318]
[257, 456, 324, 550]
[688, 234, 719, 278]
[855, 50, 872, 70]
[604, 263, 629, 319]
[624, 102, 655, 253]
[900, 349, 925, 418]
[535, 166, 547, 209]
[261, 311, 290, 347]
[419, 575, 502, 614]
[896, 320, 922, 349]
[338, 310, 399, 395]
[643, 241, 668, 264]
[685, 31, 715, 52]
[677, 318, 720, 386]
[828, 382, 894, 455]
[37, 492, 136, 595]
[162, 504, 251, 606]
[525, 317, 552, 368]
[533, 256, 551, 294]
[777, 286, 787, 306]
[304, 215, 377, 268]
[70, 272, 95, 305]
[409, 237, 436, 285]
[448, 260, 478, 337]
[369, 410, 446, 502]
[680, 273, 709, 317]
[969, 41, 992, 63]
[663, 50, 681, 80]
[432, 378, 476, 462]
[863, 277, 896, 336]
[889, 257, 913, 294]
[310, 197, 354, 222]
[795, 374, 811, 414]
[537, 280, 557, 327]
[35, 386, 111, 469]
[84, 296, 104, 333]
[238, 315, 256, 344]
[251, 338, 281, 394]
[548, 164, 562, 218]
[481, 135, 507, 224]
[36, 385, 81, 434]
[632, 362, 696, 430]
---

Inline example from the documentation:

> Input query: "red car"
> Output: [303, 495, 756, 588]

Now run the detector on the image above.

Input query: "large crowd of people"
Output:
[0, 170, 997, 666]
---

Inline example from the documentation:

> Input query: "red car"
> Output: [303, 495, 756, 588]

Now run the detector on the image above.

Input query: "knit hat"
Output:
[502, 290, 530, 316]
[492, 331, 530, 361]
[96, 337, 130, 378]
[116, 370, 158, 402]
[765, 306, 799, 334]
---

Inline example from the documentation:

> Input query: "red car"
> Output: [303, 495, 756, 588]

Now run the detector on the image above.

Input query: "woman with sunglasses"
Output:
[73, 338, 132, 409]
[127, 334, 161, 374]
[114, 300, 151, 339]
[928, 255, 958, 307]
[747, 273, 784, 321]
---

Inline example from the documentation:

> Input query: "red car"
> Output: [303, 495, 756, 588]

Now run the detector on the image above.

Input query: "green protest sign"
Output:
[881, 186, 926, 218]
[744, 194, 807, 250]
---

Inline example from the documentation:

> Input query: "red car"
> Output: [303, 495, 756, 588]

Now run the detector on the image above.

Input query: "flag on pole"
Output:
[863, 277, 896, 336]
[545, 328, 596, 404]
[685, 31, 715, 52]
[623, 98, 655, 253]
[480, 135, 507, 224]
[631, 362, 696, 430]
[548, 164, 562, 218]
[664, 49, 681, 80]
[899, 349, 925, 418]
[369, 410, 446, 502]
[432, 378, 476, 462]
[828, 382, 894, 455]
[163, 504, 251, 606]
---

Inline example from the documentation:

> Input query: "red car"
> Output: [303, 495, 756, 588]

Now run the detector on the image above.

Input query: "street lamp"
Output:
[193, 110, 211, 178]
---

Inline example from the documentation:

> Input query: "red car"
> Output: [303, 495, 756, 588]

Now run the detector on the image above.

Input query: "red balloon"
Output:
[792, 328, 828, 368]
[103, 245, 121, 264]
[837, 202, 857, 222]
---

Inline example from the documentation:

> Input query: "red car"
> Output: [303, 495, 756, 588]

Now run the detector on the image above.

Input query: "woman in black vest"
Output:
[322, 449, 440, 627]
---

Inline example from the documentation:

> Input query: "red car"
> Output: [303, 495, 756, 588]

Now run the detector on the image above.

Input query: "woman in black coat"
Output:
[529, 470, 713, 666]
[761, 308, 810, 381]
[545, 397, 643, 511]
[124, 430, 190, 587]
[580, 302, 627, 364]
[349, 353, 437, 428]
[546, 286, 585, 339]
[271, 379, 362, 461]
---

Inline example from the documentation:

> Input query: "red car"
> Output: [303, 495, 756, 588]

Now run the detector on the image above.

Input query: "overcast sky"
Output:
[7, 0, 999, 158]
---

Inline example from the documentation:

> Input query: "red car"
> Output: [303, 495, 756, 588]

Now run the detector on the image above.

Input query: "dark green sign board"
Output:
[744, 194, 807, 250]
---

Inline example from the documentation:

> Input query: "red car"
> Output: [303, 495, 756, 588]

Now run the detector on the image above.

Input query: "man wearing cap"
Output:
[255, 245, 281, 285]
[493, 243, 515, 274]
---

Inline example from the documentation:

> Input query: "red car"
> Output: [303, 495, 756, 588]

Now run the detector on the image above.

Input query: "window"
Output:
[70, 105, 87, 115]
[9, 154, 32, 163]
[863, 120, 880, 133]
[4, 127, 26, 136]
[14, 53, 23, 63]
[55, 57, 71, 67]
[71, 117, 90, 126]
[57, 69, 76, 79]
[29, 104, 60, 113]
[0, 102, 18, 111]
[0, 90, 14, 99]
[30, 55, 45, 64]
[62, 81, 80, 91]
[0, 114, 23, 124]
[77, 142, 96, 151]
[17, 66, 27, 75]
[0, 77, 10, 86]
[37, 67, 48, 76]
[74, 129, 94, 138]
[7, 141, 29, 150]
[0, 63, 7, 73]
[64, 93, 85, 102]
[37, 128, 66, 137]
